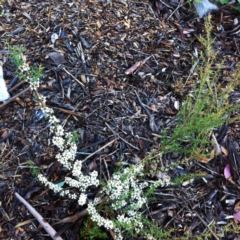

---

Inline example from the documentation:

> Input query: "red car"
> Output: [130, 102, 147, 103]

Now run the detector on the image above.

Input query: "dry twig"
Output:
[82, 138, 116, 162]
[54, 209, 88, 225]
[0, 87, 30, 109]
[15, 192, 63, 240]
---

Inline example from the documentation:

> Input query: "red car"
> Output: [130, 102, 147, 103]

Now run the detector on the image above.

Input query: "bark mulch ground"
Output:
[0, 0, 240, 239]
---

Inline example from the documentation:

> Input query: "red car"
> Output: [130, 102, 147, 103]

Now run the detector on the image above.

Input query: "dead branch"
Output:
[15, 192, 63, 240]
[0, 87, 30, 109]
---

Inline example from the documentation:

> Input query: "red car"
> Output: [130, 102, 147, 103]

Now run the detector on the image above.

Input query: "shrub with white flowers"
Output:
[11, 46, 169, 240]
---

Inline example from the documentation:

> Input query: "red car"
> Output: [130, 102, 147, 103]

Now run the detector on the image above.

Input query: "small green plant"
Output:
[214, 0, 240, 12]
[172, 172, 205, 185]
[70, 130, 79, 144]
[217, 0, 240, 3]
[0, 9, 4, 17]
[6, 42, 44, 90]
[194, 0, 240, 4]
[80, 218, 108, 240]
[161, 16, 240, 160]
[27, 160, 40, 177]
[7, 45, 27, 67]
[0, 1, 5, 17]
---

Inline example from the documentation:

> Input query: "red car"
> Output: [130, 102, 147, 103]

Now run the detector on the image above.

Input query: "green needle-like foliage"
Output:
[161, 16, 240, 160]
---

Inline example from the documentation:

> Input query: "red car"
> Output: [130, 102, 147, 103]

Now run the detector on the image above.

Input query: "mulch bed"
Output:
[0, 0, 240, 239]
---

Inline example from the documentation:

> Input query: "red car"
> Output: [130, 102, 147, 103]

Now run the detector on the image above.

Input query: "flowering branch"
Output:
[10, 46, 166, 240]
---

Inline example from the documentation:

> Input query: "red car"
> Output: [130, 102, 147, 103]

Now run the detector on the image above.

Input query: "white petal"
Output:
[0, 62, 10, 102]
[51, 33, 59, 44]
[194, 0, 218, 18]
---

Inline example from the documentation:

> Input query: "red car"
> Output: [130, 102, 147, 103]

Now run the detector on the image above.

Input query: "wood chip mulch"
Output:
[0, 0, 240, 239]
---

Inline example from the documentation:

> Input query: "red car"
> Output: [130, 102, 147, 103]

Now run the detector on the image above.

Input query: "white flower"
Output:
[72, 161, 82, 177]
[145, 234, 157, 240]
[42, 107, 54, 116]
[114, 228, 123, 240]
[70, 193, 78, 199]
[49, 115, 60, 125]
[52, 136, 65, 150]
[78, 193, 87, 205]
[127, 210, 136, 217]
[38, 94, 46, 104]
[87, 202, 114, 230]
[55, 125, 64, 136]
[30, 81, 39, 90]
[19, 62, 30, 72]
[117, 215, 131, 224]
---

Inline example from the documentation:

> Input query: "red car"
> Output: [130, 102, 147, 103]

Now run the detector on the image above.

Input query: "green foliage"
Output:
[217, 0, 240, 3]
[145, 183, 157, 200]
[6, 43, 44, 82]
[140, 217, 173, 239]
[219, 0, 229, 4]
[172, 172, 205, 185]
[182, 220, 240, 239]
[27, 160, 40, 177]
[0, 1, 4, 17]
[161, 16, 240, 160]
[0, 9, 4, 16]
[80, 219, 108, 240]
[63, 130, 80, 145]
[8, 44, 27, 67]
[28, 65, 44, 82]
[112, 215, 173, 240]
[71, 130, 79, 144]
[195, 0, 240, 4]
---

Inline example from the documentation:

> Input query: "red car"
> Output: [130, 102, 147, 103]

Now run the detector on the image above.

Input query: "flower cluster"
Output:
[103, 164, 148, 211]
[37, 107, 99, 203]
[65, 160, 99, 191]
[28, 77, 40, 90]
[37, 95, 46, 104]
[42, 106, 54, 116]
[93, 163, 155, 239]
[18, 54, 30, 72]
[145, 234, 157, 240]
[38, 174, 63, 193]
[18, 54, 40, 90]
[87, 202, 114, 230]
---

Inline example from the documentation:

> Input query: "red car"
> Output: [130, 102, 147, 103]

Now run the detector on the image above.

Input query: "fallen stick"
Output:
[54, 209, 88, 225]
[8, 79, 26, 93]
[76, 41, 89, 83]
[0, 86, 30, 109]
[55, 107, 85, 118]
[125, 56, 151, 75]
[15, 192, 63, 240]
[82, 138, 116, 162]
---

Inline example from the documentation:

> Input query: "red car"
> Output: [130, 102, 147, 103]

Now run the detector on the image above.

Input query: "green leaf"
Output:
[220, 0, 229, 4]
